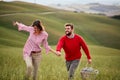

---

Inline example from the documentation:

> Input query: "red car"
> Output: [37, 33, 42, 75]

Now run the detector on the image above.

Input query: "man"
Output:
[56, 23, 92, 80]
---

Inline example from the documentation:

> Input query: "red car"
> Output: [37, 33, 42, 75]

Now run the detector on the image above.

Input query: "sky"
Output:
[4, 0, 120, 5]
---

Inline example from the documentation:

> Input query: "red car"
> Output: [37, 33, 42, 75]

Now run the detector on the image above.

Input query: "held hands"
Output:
[49, 48, 61, 56]
[56, 51, 61, 56]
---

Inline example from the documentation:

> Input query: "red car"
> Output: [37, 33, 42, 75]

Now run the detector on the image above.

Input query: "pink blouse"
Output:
[17, 23, 51, 59]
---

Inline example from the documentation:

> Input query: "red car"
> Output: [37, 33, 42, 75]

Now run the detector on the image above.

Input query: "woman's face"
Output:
[34, 26, 40, 33]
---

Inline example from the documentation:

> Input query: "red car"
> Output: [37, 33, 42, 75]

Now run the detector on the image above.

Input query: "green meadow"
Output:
[0, 1, 120, 80]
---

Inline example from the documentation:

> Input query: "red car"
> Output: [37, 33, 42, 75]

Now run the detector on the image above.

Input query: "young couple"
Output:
[13, 20, 92, 80]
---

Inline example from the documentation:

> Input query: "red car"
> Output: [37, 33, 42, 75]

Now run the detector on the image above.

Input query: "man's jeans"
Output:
[66, 59, 80, 80]
[24, 53, 41, 80]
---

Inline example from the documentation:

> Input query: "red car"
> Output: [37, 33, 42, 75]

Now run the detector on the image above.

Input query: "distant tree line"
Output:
[111, 15, 120, 20]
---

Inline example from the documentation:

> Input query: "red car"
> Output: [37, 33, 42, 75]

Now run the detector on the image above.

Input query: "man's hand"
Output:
[88, 59, 92, 64]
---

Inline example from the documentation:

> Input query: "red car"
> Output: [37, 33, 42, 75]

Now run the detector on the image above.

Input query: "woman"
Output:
[13, 20, 60, 80]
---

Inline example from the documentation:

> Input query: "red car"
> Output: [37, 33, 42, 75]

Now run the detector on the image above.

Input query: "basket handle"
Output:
[85, 62, 92, 68]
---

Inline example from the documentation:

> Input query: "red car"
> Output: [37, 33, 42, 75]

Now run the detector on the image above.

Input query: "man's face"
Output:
[65, 26, 73, 36]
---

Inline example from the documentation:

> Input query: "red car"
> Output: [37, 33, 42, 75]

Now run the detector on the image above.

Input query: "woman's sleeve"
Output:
[42, 34, 51, 54]
[17, 23, 33, 32]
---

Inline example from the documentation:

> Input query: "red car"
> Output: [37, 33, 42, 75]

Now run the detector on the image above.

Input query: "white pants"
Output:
[24, 53, 41, 80]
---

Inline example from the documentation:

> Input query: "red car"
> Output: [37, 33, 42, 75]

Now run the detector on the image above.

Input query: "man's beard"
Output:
[65, 31, 72, 36]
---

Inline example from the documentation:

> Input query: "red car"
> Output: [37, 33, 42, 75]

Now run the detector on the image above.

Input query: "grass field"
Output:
[0, 46, 120, 80]
[0, 1, 120, 80]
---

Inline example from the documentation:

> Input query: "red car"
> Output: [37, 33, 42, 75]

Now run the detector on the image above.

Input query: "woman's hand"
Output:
[13, 21, 19, 26]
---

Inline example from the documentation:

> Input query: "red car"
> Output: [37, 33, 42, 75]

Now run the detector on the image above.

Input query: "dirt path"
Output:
[0, 12, 55, 16]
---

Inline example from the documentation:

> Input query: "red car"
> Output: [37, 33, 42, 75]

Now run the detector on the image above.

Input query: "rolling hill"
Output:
[49, 3, 120, 16]
[0, 1, 120, 80]
[0, 1, 120, 49]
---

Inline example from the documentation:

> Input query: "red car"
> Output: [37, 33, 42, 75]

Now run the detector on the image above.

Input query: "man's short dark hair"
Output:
[65, 23, 74, 29]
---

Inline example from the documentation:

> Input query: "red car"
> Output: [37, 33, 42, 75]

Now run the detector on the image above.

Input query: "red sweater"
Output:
[56, 34, 91, 61]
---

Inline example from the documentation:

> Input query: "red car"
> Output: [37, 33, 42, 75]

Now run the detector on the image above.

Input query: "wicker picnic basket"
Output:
[80, 64, 99, 80]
